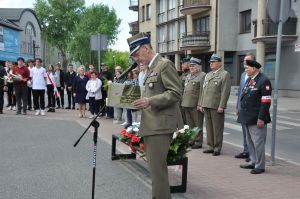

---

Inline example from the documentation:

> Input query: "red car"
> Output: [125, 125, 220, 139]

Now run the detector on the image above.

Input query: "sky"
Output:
[0, 0, 138, 51]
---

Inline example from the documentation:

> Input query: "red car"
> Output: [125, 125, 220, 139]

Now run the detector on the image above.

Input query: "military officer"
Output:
[181, 57, 206, 149]
[130, 32, 183, 199]
[200, 54, 231, 156]
[179, 57, 190, 124]
[239, 60, 272, 174]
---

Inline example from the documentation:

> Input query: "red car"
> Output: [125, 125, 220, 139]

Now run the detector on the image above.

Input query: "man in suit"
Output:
[181, 57, 206, 149]
[235, 53, 255, 161]
[239, 60, 272, 174]
[200, 54, 231, 156]
[65, 64, 76, 109]
[130, 32, 183, 199]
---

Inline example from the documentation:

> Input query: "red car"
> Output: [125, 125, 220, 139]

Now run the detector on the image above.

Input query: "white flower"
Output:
[126, 126, 133, 132]
[179, 128, 185, 134]
[133, 127, 139, 132]
[183, 125, 189, 130]
[172, 132, 177, 139]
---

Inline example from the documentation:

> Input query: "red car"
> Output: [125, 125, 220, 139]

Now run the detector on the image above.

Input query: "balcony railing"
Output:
[158, 12, 165, 24]
[253, 18, 297, 43]
[129, 0, 138, 11]
[167, 8, 175, 21]
[167, 40, 175, 52]
[181, 0, 211, 15]
[158, 42, 167, 53]
[129, 21, 139, 35]
[180, 32, 210, 49]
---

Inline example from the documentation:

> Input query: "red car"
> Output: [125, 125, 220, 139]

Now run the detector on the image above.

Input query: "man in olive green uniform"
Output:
[179, 57, 190, 124]
[130, 33, 183, 199]
[200, 54, 231, 156]
[181, 57, 206, 149]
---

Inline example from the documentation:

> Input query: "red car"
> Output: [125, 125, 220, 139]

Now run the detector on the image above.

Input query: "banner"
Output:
[107, 83, 144, 109]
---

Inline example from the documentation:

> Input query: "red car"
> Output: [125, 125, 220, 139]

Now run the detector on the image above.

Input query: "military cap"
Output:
[181, 57, 190, 63]
[246, 60, 261, 69]
[17, 57, 25, 62]
[189, 57, 201, 65]
[209, 54, 222, 62]
[127, 32, 150, 56]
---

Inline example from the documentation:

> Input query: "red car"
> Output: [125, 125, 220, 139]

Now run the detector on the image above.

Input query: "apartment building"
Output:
[129, 0, 300, 97]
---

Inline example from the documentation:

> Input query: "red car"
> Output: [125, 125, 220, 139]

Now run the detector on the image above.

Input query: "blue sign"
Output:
[0, 27, 33, 62]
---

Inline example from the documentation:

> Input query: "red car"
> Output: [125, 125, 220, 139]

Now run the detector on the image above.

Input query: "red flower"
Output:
[120, 129, 127, 136]
[140, 144, 145, 151]
[127, 132, 134, 138]
[131, 136, 140, 143]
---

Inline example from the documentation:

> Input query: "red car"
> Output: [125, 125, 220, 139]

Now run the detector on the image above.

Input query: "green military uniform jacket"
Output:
[200, 68, 231, 109]
[140, 54, 183, 136]
[181, 71, 206, 108]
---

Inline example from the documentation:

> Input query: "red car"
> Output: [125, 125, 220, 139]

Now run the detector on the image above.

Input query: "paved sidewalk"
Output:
[2, 95, 300, 199]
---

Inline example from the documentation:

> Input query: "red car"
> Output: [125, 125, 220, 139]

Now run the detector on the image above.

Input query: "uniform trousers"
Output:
[144, 134, 172, 199]
[245, 124, 267, 169]
[14, 85, 28, 113]
[183, 107, 204, 145]
[241, 124, 249, 154]
[203, 108, 224, 152]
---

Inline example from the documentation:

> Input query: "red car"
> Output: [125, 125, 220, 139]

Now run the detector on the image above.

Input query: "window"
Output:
[146, 4, 151, 20]
[141, 6, 145, 22]
[167, 0, 175, 20]
[158, 0, 165, 24]
[240, 10, 251, 33]
[0, 26, 4, 51]
[179, 19, 185, 38]
[168, 22, 175, 51]
[194, 16, 210, 34]
[157, 26, 165, 52]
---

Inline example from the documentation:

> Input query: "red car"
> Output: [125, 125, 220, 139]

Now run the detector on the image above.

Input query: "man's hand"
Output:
[133, 97, 150, 109]
[198, 106, 204, 113]
[257, 119, 265, 129]
[217, 107, 224, 113]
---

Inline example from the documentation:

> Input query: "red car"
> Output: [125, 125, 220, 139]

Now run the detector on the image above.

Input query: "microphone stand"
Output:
[74, 105, 106, 199]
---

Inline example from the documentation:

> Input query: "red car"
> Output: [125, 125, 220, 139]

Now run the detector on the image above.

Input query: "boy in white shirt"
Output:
[31, 58, 47, 116]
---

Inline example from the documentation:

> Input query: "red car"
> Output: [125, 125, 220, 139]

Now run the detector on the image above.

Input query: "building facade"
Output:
[129, 0, 300, 97]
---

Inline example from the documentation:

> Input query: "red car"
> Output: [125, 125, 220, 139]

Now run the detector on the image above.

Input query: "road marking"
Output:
[277, 115, 300, 122]
[225, 114, 292, 130]
[277, 120, 300, 127]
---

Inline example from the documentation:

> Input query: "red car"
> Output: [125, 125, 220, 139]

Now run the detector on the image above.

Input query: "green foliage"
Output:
[68, 4, 121, 64]
[167, 127, 201, 162]
[34, 0, 85, 67]
[103, 50, 130, 71]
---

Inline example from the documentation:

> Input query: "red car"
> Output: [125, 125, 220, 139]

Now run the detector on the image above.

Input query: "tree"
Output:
[34, 0, 85, 68]
[103, 50, 131, 72]
[68, 4, 121, 65]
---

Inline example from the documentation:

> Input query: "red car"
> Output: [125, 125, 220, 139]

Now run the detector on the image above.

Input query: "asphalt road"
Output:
[222, 103, 300, 165]
[0, 117, 152, 199]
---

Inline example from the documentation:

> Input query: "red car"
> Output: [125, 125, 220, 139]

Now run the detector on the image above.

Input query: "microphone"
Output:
[117, 62, 138, 81]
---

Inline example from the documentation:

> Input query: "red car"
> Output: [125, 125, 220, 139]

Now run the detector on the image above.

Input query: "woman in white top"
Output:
[85, 71, 102, 118]
[46, 64, 57, 112]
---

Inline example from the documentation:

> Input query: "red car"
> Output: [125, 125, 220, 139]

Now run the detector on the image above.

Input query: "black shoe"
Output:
[72, 107, 75, 110]
[240, 164, 255, 169]
[245, 158, 251, 162]
[235, 152, 249, 159]
[191, 144, 202, 149]
[47, 109, 52, 112]
[16, 112, 21, 115]
[65, 107, 71, 109]
[56, 106, 61, 109]
[203, 149, 214, 153]
[22, 112, 27, 115]
[212, 151, 220, 156]
[250, 169, 265, 174]
[0, 110, 3, 114]
[28, 107, 32, 111]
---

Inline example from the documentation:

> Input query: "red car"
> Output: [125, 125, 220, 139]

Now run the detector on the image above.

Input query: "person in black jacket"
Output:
[65, 64, 76, 109]
[238, 60, 272, 174]
[0, 64, 7, 114]
[55, 63, 65, 109]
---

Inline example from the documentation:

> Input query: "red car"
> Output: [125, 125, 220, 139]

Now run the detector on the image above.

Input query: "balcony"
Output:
[129, 0, 138, 11]
[129, 21, 139, 35]
[180, 0, 211, 15]
[180, 32, 210, 50]
[252, 18, 298, 44]
[158, 42, 167, 53]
